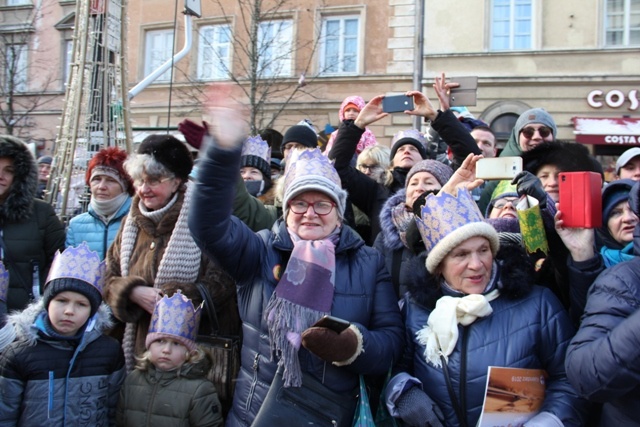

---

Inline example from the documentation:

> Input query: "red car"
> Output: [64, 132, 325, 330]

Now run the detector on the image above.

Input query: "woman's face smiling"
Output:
[286, 191, 340, 240]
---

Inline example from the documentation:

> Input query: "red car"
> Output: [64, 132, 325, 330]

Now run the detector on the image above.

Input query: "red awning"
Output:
[572, 117, 640, 145]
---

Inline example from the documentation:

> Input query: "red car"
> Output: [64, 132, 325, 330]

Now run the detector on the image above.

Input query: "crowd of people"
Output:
[0, 77, 639, 427]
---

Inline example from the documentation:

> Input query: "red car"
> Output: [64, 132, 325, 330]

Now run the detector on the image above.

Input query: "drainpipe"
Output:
[412, 0, 425, 130]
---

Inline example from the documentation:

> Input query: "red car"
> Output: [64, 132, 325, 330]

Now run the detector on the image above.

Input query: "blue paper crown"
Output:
[148, 291, 202, 345]
[284, 148, 341, 190]
[0, 261, 8, 302]
[415, 188, 485, 254]
[241, 135, 271, 162]
[45, 243, 105, 295]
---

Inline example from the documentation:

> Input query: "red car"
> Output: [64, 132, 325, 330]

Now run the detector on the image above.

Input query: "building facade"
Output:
[1, 0, 638, 171]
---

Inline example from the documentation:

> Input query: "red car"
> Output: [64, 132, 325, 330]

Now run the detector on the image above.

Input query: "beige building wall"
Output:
[2, 0, 638, 161]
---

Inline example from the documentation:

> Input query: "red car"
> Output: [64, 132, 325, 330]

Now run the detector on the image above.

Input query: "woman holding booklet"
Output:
[384, 155, 588, 427]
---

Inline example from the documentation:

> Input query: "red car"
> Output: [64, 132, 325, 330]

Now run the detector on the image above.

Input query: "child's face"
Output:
[48, 291, 92, 336]
[149, 338, 189, 371]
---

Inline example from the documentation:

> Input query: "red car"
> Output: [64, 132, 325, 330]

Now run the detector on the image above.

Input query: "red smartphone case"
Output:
[558, 172, 602, 228]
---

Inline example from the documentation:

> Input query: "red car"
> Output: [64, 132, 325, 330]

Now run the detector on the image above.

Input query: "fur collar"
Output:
[378, 189, 408, 251]
[405, 242, 534, 310]
[7, 300, 114, 347]
[0, 137, 38, 224]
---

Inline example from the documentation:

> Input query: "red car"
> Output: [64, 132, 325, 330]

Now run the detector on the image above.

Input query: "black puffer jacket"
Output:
[0, 136, 65, 311]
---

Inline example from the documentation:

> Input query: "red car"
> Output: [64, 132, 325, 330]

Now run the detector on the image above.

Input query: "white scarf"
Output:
[90, 192, 129, 224]
[416, 289, 499, 368]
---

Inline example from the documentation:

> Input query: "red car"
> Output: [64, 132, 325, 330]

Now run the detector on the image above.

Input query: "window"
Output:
[319, 15, 359, 75]
[605, 0, 640, 46]
[5, 44, 28, 93]
[490, 0, 532, 50]
[197, 24, 231, 80]
[6, 0, 31, 5]
[63, 39, 73, 88]
[144, 29, 174, 81]
[257, 20, 293, 78]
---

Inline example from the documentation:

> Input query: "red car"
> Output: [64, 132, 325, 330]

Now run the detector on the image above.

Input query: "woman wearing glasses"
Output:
[189, 89, 403, 427]
[103, 135, 240, 394]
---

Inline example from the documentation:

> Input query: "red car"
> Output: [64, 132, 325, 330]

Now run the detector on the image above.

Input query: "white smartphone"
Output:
[475, 157, 523, 180]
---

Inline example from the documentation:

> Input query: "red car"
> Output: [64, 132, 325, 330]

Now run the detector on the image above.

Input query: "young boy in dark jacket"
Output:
[0, 243, 125, 426]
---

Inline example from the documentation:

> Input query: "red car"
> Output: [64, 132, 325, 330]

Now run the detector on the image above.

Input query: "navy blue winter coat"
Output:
[387, 245, 587, 427]
[565, 252, 640, 425]
[189, 141, 404, 427]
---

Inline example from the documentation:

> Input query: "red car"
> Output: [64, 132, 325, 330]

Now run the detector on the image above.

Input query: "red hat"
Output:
[86, 147, 134, 195]
[343, 102, 360, 113]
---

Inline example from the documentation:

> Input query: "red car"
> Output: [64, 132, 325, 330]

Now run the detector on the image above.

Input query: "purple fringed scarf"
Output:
[265, 227, 340, 387]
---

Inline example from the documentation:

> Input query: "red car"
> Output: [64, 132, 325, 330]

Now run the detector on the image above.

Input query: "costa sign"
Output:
[587, 89, 639, 111]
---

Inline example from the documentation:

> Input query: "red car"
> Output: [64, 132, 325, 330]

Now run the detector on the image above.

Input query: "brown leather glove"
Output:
[301, 326, 360, 364]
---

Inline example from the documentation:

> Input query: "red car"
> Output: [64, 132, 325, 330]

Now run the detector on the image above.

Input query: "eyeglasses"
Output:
[288, 200, 336, 216]
[134, 176, 174, 188]
[492, 197, 519, 210]
[521, 126, 552, 139]
[358, 163, 383, 172]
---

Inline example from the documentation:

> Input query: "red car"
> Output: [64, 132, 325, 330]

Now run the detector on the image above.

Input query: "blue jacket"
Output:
[387, 245, 587, 427]
[0, 302, 125, 426]
[65, 197, 132, 259]
[189, 141, 404, 427]
[565, 253, 640, 425]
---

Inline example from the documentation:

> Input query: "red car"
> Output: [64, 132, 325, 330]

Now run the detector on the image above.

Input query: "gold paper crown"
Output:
[0, 261, 8, 302]
[45, 243, 105, 295]
[146, 291, 202, 351]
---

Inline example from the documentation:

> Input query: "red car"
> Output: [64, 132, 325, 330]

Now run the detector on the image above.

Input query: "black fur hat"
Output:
[137, 134, 193, 180]
[0, 135, 38, 224]
[521, 141, 602, 176]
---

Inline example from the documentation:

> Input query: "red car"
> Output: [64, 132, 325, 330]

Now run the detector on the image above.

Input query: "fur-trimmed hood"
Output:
[0, 135, 38, 224]
[405, 242, 535, 310]
[378, 189, 408, 251]
[7, 300, 114, 348]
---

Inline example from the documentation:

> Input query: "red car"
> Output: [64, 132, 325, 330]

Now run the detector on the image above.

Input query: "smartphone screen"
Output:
[312, 315, 350, 333]
[382, 94, 414, 113]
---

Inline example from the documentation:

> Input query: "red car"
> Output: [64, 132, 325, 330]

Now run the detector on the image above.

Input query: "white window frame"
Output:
[257, 19, 293, 78]
[144, 29, 174, 81]
[63, 39, 73, 88]
[5, 44, 28, 93]
[604, 0, 640, 46]
[6, 0, 32, 6]
[197, 24, 231, 81]
[319, 15, 360, 76]
[490, 0, 533, 51]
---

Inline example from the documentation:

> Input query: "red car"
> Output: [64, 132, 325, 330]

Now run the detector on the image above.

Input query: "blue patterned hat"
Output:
[241, 135, 272, 179]
[146, 291, 202, 351]
[43, 243, 106, 315]
[416, 188, 500, 273]
[282, 148, 347, 217]
[0, 261, 8, 303]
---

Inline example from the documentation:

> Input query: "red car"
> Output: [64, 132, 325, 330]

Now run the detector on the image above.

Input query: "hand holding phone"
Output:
[311, 315, 350, 333]
[382, 94, 414, 113]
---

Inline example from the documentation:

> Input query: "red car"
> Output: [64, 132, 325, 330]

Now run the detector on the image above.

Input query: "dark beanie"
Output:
[137, 134, 193, 180]
[390, 136, 428, 162]
[43, 278, 102, 316]
[281, 125, 318, 153]
[37, 156, 53, 165]
[602, 179, 635, 222]
[241, 155, 271, 181]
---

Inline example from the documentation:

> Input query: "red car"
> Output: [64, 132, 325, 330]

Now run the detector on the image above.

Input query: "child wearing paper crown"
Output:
[116, 291, 223, 427]
[0, 243, 125, 426]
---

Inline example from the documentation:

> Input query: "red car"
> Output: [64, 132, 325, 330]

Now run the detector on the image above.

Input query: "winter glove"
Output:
[301, 325, 361, 364]
[178, 119, 208, 150]
[512, 171, 547, 209]
[396, 386, 444, 427]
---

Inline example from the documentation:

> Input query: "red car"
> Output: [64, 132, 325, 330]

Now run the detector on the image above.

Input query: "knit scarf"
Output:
[265, 227, 340, 387]
[390, 202, 414, 248]
[416, 263, 500, 368]
[90, 192, 129, 224]
[600, 242, 635, 268]
[120, 182, 201, 371]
